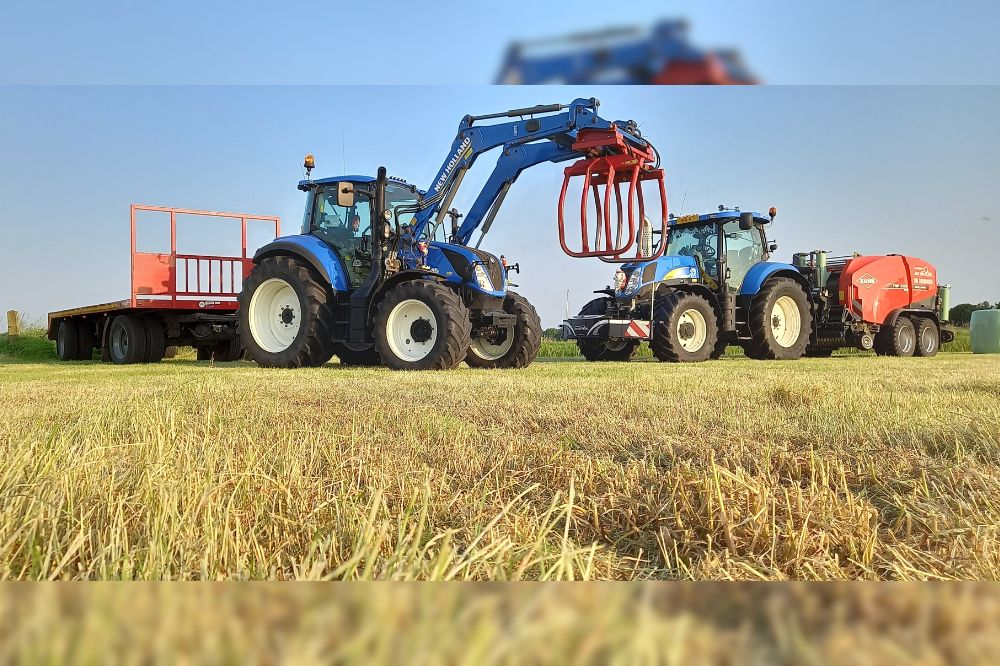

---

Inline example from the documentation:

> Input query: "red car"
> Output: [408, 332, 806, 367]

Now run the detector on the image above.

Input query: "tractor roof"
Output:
[297, 175, 425, 194]
[668, 210, 770, 226]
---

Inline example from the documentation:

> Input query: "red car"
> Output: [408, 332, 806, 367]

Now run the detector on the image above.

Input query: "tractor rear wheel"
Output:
[239, 256, 336, 368]
[466, 291, 542, 369]
[743, 278, 812, 360]
[912, 317, 939, 357]
[56, 320, 79, 361]
[374, 280, 471, 370]
[108, 315, 148, 364]
[333, 341, 382, 366]
[650, 292, 718, 363]
[874, 316, 917, 357]
[573, 298, 640, 362]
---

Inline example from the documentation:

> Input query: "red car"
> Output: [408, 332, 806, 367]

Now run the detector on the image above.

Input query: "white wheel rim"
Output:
[248, 278, 301, 353]
[386, 299, 438, 362]
[920, 325, 935, 353]
[470, 328, 514, 360]
[771, 296, 802, 348]
[899, 326, 915, 355]
[606, 338, 628, 352]
[677, 308, 707, 352]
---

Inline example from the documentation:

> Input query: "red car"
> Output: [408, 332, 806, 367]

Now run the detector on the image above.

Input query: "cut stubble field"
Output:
[0, 347, 997, 580]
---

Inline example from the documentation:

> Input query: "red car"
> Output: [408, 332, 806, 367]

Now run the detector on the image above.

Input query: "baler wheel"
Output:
[574, 298, 640, 362]
[912, 317, 939, 357]
[239, 256, 336, 368]
[873, 316, 916, 357]
[466, 291, 542, 369]
[650, 292, 719, 363]
[744, 278, 812, 360]
[374, 280, 471, 371]
[333, 342, 382, 367]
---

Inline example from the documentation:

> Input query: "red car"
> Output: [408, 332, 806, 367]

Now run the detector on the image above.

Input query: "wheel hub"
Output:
[410, 318, 433, 343]
[678, 322, 695, 339]
[280, 306, 295, 326]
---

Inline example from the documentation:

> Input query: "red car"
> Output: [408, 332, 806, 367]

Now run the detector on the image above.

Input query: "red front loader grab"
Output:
[557, 127, 668, 263]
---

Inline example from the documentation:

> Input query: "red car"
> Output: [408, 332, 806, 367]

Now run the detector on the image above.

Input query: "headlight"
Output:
[473, 263, 494, 291]
[625, 270, 641, 294]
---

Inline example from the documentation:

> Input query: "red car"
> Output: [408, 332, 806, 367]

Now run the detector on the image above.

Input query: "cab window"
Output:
[665, 221, 719, 278]
[310, 185, 372, 287]
[721, 220, 765, 292]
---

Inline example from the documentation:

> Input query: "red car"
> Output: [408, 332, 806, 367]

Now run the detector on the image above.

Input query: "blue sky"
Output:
[1, 85, 997, 328]
[2, 1, 999, 84]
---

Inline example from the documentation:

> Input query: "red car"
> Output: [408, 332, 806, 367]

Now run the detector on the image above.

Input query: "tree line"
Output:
[950, 301, 1000, 326]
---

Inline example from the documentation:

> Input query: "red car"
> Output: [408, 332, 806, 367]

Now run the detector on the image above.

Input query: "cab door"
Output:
[722, 219, 765, 293]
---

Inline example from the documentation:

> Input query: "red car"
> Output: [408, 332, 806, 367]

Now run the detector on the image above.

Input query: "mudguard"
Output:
[739, 262, 806, 296]
[252, 235, 351, 292]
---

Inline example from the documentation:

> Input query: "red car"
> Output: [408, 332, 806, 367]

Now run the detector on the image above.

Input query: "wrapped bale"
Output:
[970, 309, 1000, 354]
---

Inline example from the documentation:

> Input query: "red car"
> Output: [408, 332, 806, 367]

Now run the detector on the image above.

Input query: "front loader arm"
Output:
[411, 97, 651, 246]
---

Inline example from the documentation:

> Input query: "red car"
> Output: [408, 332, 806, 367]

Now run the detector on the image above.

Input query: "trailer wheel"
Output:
[744, 278, 812, 360]
[108, 315, 149, 365]
[466, 291, 542, 369]
[143, 317, 166, 363]
[75, 323, 95, 360]
[55, 320, 79, 361]
[374, 280, 471, 370]
[573, 298, 640, 362]
[333, 342, 382, 366]
[650, 292, 718, 363]
[239, 256, 336, 368]
[874, 316, 916, 357]
[912, 317, 939, 357]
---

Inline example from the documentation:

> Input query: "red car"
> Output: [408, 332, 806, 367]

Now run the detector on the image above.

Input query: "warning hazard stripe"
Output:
[625, 320, 651, 339]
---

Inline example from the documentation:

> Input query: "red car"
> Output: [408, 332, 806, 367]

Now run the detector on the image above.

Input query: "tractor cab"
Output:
[612, 208, 775, 300]
[298, 175, 423, 287]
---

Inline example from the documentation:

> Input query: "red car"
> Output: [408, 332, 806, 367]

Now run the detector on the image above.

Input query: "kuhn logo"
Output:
[434, 136, 472, 193]
[857, 273, 877, 288]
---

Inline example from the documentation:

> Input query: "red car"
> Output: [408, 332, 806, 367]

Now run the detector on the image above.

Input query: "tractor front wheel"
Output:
[650, 292, 719, 363]
[465, 291, 542, 369]
[374, 280, 471, 370]
[239, 256, 336, 368]
[574, 298, 640, 362]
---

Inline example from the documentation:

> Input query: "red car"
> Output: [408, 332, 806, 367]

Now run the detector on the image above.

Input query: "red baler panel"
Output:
[838, 255, 937, 325]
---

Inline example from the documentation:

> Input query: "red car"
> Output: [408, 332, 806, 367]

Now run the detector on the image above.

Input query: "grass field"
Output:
[0, 330, 997, 580]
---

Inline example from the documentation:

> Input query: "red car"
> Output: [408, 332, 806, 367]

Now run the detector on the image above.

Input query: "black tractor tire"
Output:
[573, 298, 640, 362]
[373, 280, 471, 371]
[710, 334, 730, 360]
[874, 316, 917, 357]
[143, 317, 166, 363]
[649, 291, 719, 363]
[56, 320, 80, 361]
[466, 291, 543, 369]
[238, 256, 336, 368]
[75, 323, 95, 360]
[912, 317, 939, 358]
[743, 278, 812, 360]
[108, 315, 149, 365]
[333, 341, 382, 366]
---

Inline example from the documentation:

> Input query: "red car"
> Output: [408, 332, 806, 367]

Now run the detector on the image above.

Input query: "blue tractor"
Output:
[563, 207, 817, 362]
[239, 98, 661, 370]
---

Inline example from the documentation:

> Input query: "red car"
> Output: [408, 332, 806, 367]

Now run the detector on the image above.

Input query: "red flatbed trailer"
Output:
[47, 205, 280, 364]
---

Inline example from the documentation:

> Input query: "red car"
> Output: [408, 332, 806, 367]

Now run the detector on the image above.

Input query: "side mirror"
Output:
[738, 211, 755, 231]
[336, 183, 356, 208]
